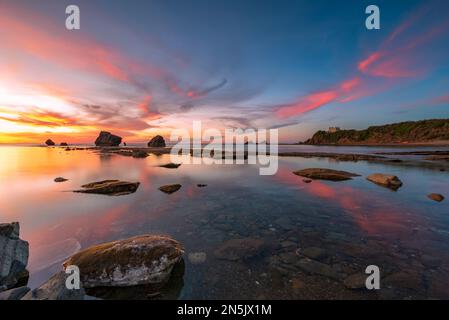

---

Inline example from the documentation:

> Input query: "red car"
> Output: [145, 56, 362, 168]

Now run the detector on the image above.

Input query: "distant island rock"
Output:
[148, 135, 166, 147]
[95, 131, 122, 146]
[303, 119, 449, 145]
[45, 139, 55, 146]
[60, 142, 68, 146]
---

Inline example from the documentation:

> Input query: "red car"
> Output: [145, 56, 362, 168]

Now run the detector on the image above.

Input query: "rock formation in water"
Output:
[366, 173, 403, 190]
[427, 193, 445, 202]
[94, 131, 122, 147]
[159, 163, 181, 169]
[293, 168, 360, 181]
[303, 119, 449, 145]
[73, 180, 140, 196]
[45, 139, 55, 146]
[62, 235, 184, 288]
[148, 135, 166, 147]
[0, 222, 29, 292]
[158, 184, 182, 194]
[60, 142, 68, 146]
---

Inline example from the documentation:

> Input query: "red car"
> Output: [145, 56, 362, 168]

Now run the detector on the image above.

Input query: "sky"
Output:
[0, 0, 449, 144]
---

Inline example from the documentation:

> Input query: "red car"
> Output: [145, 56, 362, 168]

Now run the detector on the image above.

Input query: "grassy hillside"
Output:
[303, 119, 449, 145]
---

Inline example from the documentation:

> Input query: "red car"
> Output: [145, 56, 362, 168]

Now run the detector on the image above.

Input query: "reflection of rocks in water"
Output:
[86, 259, 185, 300]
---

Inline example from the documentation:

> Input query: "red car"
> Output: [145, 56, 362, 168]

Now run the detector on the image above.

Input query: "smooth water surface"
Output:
[1, 146, 448, 299]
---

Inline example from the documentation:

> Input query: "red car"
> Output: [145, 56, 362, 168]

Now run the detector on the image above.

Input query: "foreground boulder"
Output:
[22, 272, 85, 300]
[74, 180, 140, 196]
[62, 235, 184, 288]
[214, 238, 265, 261]
[95, 131, 122, 147]
[293, 168, 360, 181]
[0, 286, 30, 300]
[366, 173, 403, 190]
[45, 139, 55, 146]
[428, 193, 445, 202]
[0, 222, 29, 292]
[148, 135, 166, 147]
[158, 184, 182, 194]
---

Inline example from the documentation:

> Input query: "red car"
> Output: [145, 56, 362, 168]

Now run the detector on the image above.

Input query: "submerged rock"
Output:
[45, 139, 55, 146]
[74, 180, 140, 196]
[159, 163, 181, 169]
[197, 184, 207, 188]
[0, 222, 29, 292]
[54, 177, 68, 183]
[148, 135, 166, 147]
[94, 131, 122, 147]
[293, 168, 360, 181]
[427, 193, 445, 202]
[214, 238, 265, 261]
[22, 271, 85, 300]
[296, 258, 341, 280]
[158, 184, 182, 194]
[187, 252, 207, 265]
[303, 178, 312, 183]
[301, 247, 327, 261]
[62, 235, 184, 288]
[132, 150, 149, 158]
[366, 173, 403, 190]
[343, 273, 366, 289]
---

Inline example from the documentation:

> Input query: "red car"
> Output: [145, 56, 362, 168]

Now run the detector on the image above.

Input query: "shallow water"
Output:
[1, 146, 448, 299]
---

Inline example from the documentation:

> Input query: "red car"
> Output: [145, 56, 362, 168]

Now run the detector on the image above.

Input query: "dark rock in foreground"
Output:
[158, 184, 182, 194]
[427, 193, 445, 202]
[0, 286, 30, 300]
[214, 238, 265, 261]
[63, 235, 184, 288]
[95, 131, 122, 147]
[22, 271, 85, 300]
[293, 168, 360, 181]
[366, 173, 403, 190]
[45, 139, 55, 146]
[159, 163, 181, 169]
[74, 180, 140, 196]
[54, 177, 68, 183]
[148, 135, 166, 147]
[0, 222, 29, 292]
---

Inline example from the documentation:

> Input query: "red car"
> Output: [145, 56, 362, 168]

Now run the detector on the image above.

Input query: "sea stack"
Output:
[148, 135, 166, 147]
[45, 139, 55, 146]
[94, 131, 122, 147]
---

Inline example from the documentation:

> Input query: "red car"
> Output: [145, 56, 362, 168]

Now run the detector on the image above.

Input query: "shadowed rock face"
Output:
[293, 168, 360, 181]
[63, 235, 184, 288]
[366, 173, 403, 190]
[22, 272, 85, 300]
[214, 238, 265, 261]
[45, 139, 55, 146]
[73, 180, 140, 196]
[148, 135, 166, 147]
[95, 131, 122, 146]
[0, 222, 29, 292]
